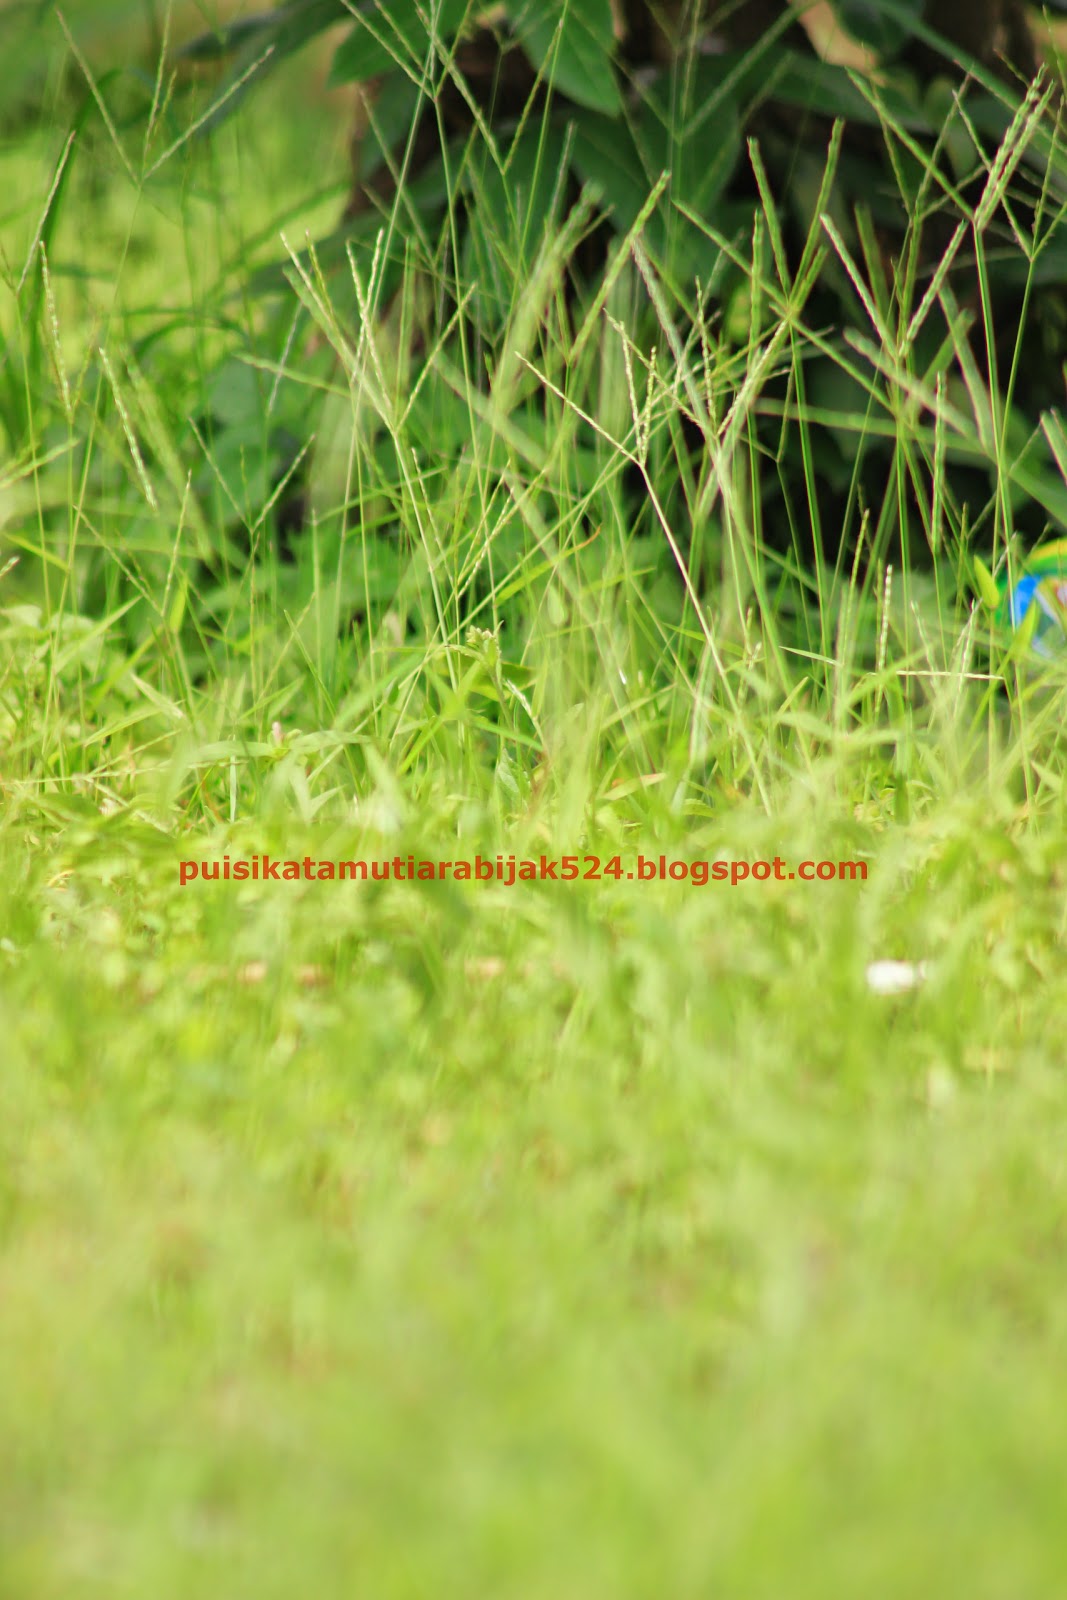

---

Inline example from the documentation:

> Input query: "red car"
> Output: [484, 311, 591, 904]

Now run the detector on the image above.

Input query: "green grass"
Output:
[6, 13, 1067, 1596]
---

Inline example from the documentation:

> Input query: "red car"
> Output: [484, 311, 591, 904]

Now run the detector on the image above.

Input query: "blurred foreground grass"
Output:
[5, 793, 1067, 1597]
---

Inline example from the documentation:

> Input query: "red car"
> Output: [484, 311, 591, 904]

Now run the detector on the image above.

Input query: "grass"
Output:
[6, 10, 1067, 1595]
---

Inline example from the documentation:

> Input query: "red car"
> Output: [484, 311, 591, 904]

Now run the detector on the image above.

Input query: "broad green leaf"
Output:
[689, 49, 931, 134]
[247, 140, 460, 297]
[570, 112, 650, 233]
[180, 1, 348, 65]
[643, 77, 739, 205]
[571, 84, 740, 282]
[329, 0, 473, 85]
[347, 73, 426, 188]
[831, 0, 925, 59]
[175, 4, 327, 64]
[512, 0, 621, 115]
[175, 0, 350, 139]
[459, 122, 573, 294]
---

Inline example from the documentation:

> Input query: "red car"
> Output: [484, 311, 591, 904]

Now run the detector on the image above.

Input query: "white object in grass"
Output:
[866, 959, 929, 996]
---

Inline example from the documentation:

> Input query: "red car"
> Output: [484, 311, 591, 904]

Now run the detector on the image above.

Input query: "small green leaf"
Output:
[972, 556, 1001, 611]
[1011, 596, 1040, 659]
[167, 574, 189, 634]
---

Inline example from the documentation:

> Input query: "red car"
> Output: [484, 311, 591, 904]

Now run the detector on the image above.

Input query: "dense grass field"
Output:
[6, 10, 1067, 1595]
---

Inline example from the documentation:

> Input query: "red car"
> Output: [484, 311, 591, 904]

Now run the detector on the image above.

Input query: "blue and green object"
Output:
[975, 540, 1067, 659]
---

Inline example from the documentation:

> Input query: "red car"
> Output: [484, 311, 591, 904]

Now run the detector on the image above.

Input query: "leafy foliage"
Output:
[174, 0, 1067, 587]
[6, 0, 1067, 812]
